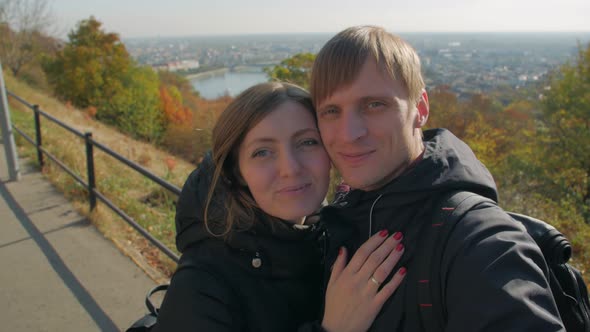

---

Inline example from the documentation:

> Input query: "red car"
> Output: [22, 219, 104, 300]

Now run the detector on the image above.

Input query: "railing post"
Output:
[33, 105, 44, 168]
[85, 132, 96, 210]
[0, 61, 20, 181]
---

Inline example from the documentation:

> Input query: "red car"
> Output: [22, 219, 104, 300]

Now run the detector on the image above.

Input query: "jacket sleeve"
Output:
[442, 203, 565, 332]
[153, 266, 243, 332]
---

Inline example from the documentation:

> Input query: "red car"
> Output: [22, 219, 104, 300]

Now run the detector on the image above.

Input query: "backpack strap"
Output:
[126, 254, 200, 332]
[126, 284, 169, 332]
[417, 191, 493, 332]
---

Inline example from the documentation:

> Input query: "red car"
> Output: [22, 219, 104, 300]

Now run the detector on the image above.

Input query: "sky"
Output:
[50, 0, 590, 39]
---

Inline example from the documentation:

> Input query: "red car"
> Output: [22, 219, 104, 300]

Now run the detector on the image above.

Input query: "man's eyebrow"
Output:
[317, 103, 339, 112]
[318, 96, 397, 109]
[359, 96, 396, 103]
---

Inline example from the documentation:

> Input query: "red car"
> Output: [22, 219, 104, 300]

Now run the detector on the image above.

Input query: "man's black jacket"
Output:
[321, 128, 565, 331]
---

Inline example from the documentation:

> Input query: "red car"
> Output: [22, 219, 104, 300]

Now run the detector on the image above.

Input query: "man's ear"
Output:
[415, 90, 429, 128]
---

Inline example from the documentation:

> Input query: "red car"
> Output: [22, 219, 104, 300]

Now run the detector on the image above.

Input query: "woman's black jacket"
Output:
[153, 155, 324, 332]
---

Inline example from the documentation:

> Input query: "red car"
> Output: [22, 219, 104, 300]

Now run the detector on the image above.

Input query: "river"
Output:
[189, 69, 268, 100]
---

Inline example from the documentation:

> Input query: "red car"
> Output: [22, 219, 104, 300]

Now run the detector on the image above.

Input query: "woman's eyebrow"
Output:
[292, 127, 320, 139]
[243, 137, 276, 149]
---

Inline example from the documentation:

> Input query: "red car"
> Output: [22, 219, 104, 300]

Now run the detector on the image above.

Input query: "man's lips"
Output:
[338, 150, 375, 164]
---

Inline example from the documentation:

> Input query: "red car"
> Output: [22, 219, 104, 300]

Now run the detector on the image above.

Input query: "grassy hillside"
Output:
[4, 71, 196, 280]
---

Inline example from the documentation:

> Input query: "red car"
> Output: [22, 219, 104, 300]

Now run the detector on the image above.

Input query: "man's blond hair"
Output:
[311, 25, 425, 107]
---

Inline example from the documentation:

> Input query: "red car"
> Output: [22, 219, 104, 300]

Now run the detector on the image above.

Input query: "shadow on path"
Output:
[0, 179, 119, 331]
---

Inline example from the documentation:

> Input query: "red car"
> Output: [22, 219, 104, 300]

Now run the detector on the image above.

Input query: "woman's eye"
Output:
[252, 149, 270, 158]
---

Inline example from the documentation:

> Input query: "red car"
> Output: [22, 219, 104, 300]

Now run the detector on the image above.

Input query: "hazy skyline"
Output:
[52, 0, 590, 38]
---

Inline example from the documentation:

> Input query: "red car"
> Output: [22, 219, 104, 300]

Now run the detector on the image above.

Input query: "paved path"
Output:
[0, 139, 159, 331]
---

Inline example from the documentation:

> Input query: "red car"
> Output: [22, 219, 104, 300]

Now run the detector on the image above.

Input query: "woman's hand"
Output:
[321, 230, 406, 332]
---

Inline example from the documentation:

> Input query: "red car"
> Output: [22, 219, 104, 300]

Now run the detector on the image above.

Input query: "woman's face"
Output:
[238, 101, 331, 224]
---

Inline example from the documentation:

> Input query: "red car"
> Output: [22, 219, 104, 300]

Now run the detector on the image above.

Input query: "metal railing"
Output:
[7, 91, 181, 262]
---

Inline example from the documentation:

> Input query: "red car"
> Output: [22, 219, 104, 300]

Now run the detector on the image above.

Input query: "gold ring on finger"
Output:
[370, 275, 381, 286]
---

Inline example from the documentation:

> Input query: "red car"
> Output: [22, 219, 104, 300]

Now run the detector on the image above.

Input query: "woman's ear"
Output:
[415, 90, 429, 128]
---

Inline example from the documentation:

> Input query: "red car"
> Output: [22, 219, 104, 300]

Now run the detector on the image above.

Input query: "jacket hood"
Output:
[341, 128, 498, 206]
[174, 152, 220, 253]
[395, 128, 497, 200]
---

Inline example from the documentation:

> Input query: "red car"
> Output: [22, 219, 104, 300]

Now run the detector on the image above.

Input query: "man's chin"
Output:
[341, 173, 393, 192]
[341, 174, 375, 191]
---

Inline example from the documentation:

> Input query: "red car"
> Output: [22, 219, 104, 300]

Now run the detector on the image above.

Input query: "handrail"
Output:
[90, 139, 182, 196]
[6, 90, 181, 263]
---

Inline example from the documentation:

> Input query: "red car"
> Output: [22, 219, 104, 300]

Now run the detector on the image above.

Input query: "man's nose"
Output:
[339, 110, 368, 143]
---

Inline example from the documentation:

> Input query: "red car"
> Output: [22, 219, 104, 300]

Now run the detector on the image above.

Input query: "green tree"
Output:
[539, 43, 590, 223]
[107, 66, 165, 142]
[265, 53, 315, 89]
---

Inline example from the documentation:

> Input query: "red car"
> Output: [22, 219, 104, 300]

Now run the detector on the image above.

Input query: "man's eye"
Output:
[320, 107, 339, 117]
[300, 138, 320, 147]
[367, 101, 386, 109]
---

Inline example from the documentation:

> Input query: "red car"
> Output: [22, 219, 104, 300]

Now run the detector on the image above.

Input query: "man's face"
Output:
[316, 57, 425, 191]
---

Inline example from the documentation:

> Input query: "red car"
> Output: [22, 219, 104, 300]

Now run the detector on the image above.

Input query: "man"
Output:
[311, 26, 565, 331]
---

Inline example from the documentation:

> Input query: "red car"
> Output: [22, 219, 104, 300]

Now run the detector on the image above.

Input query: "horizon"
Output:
[120, 30, 590, 40]
[50, 0, 590, 39]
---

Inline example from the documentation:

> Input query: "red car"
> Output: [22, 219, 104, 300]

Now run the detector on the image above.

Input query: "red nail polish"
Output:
[393, 232, 403, 240]
[399, 267, 407, 276]
[379, 229, 389, 237]
[338, 247, 344, 256]
[396, 243, 404, 251]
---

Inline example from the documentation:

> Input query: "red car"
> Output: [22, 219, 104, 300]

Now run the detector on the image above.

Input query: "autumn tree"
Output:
[158, 70, 200, 111]
[265, 53, 315, 89]
[44, 17, 165, 141]
[157, 71, 196, 125]
[426, 86, 464, 134]
[159, 85, 193, 125]
[44, 17, 130, 109]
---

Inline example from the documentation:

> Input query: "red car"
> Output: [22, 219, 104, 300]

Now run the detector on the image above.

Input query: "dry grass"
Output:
[5, 71, 197, 279]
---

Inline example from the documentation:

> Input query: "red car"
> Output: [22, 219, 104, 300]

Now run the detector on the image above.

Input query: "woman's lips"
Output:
[277, 183, 311, 195]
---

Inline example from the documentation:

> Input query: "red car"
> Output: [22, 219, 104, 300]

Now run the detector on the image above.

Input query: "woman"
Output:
[154, 82, 406, 332]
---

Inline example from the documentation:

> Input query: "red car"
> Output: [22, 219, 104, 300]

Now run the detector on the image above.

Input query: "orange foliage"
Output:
[164, 156, 177, 172]
[159, 86, 193, 125]
[86, 106, 97, 118]
[194, 95, 232, 120]
[160, 95, 232, 163]
[138, 153, 152, 166]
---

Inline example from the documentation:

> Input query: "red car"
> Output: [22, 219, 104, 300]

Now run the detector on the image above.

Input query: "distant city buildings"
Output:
[124, 33, 590, 101]
[153, 59, 200, 72]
